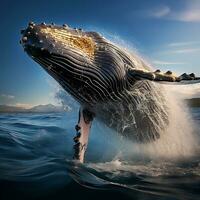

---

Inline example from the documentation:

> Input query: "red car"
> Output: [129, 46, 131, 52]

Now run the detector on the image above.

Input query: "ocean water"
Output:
[0, 108, 200, 200]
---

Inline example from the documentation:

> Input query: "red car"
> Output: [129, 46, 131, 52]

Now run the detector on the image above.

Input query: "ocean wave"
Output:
[0, 112, 200, 199]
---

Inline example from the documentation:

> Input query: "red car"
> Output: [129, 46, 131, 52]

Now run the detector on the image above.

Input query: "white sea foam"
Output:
[135, 86, 199, 159]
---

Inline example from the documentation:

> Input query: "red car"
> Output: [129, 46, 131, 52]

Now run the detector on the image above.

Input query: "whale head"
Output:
[20, 22, 135, 105]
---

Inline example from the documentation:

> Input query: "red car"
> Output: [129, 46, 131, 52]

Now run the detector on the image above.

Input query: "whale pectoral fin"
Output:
[73, 107, 94, 163]
[128, 69, 200, 84]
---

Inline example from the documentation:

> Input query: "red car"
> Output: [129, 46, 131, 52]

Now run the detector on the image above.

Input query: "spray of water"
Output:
[54, 32, 200, 161]
[117, 40, 200, 160]
[133, 85, 199, 160]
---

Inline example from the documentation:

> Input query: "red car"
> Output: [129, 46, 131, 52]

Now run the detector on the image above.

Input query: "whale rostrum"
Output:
[21, 22, 200, 163]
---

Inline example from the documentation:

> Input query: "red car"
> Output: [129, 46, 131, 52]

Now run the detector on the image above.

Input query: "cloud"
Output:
[172, 9, 200, 22]
[149, 5, 171, 18]
[168, 41, 200, 47]
[156, 40, 200, 55]
[15, 103, 32, 109]
[153, 60, 186, 65]
[165, 48, 200, 54]
[147, 4, 200, 22]
[0, 94, 15, 100]
[150, 5, 171, 18]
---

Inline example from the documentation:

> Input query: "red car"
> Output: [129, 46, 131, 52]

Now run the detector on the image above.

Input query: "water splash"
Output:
[137, 85, 199, 160]
[117, 84, 199, 161]
[106, 35, 200, 160]
[55, 88, 78, 111]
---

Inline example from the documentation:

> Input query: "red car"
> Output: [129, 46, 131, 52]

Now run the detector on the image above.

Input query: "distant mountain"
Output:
[0, 104, 66, 113]
[1, 98, 199, 113]
[29, 104, 64, 113]
[186, 98, 200, 107]
[0, 105, 26, 113]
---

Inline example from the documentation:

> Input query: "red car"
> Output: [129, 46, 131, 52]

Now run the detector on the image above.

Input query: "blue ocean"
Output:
[0, 107, 200, 200]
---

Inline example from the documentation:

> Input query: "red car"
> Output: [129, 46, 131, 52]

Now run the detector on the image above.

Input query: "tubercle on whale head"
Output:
[20, 22, 120, 105]
[20, 22, 98, 59]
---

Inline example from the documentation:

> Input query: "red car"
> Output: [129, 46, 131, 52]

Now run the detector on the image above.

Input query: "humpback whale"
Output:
[20, 22, 200, 163]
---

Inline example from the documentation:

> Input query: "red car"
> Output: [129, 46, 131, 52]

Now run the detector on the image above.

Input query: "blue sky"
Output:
[0, 0, 200, 107]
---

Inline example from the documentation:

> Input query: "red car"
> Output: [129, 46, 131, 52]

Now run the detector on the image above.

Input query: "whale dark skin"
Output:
[20, 22, 200, 163]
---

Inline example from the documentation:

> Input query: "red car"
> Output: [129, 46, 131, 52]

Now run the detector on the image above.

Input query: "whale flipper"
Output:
[128, 69, 200, 84]
[73, 108, 94, 163]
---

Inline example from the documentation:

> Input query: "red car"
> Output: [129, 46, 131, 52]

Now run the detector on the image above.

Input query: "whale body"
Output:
[20, 22, 200, 162]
